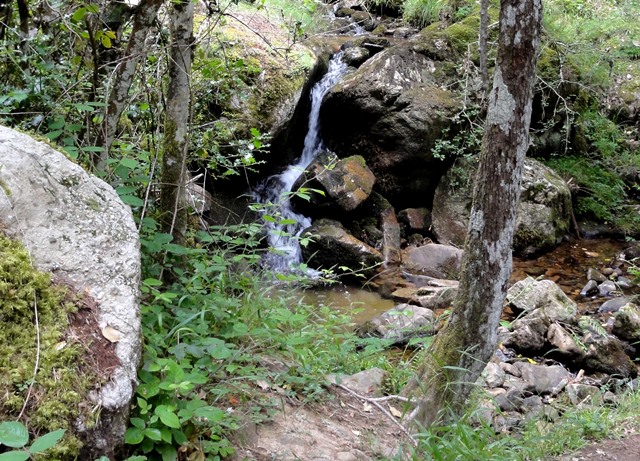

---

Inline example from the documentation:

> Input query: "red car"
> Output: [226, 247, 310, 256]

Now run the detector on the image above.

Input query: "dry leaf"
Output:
[54, 341, 67, 351]
[363, 402, 373, 413]
[101, 325, 122, 343]
[351, 430, 361, 436]
[256, 380, 270, 390]
[584, 251, 599, 258]
[389, 405, 403, 418]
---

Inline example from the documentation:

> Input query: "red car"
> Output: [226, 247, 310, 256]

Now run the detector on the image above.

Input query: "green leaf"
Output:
[123, 456, 147, 461]
[124, 428, 144, 445]
[156, 444, 178, 461]
[44, 130, 63, 140]
[130, 418, 146, 429]
[120, 195, 145, 207]
[143, 278, 163, 287]
[143, 428, 162, 441]
[154, 405, 181, 429]
[0, 421, 29, 448]
[0, 451, 30, 461]
[120, 158, 139, 169]
[100, 34, 112, 48]
[28, 429, 65, 453]
[71, 7, 87, 22]
[193, 406, 225, 422]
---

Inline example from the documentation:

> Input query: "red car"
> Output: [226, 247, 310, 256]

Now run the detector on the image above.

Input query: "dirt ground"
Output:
[556, 435, 640, 461]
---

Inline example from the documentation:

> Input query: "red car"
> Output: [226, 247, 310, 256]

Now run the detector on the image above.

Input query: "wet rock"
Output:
[566, 383, 603, 406]
[598, 296, 632, 313]
[580, 279, 599, 297]
[401, 243, 463, 279]
[547, 323, 586, 359]
[515, 362, 571, 395]
[587, 268, 607, 283]
[292, 152, 376, 214]
[598, 280, 618, 297]
[364, 303, 435, 342]
[612, 303, 640, 343]
[582, 332, 637, 378]
[617, 276, 633, 289]
[432, 158, 572, 256]
[342, 46, 370, 67]
[506, 278, 579, 324]
[380, 207, 401, 266]
[301, 219, 383, 277]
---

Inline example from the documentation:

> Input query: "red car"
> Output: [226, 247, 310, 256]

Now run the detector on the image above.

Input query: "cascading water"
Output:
[256, 53, 348, 271]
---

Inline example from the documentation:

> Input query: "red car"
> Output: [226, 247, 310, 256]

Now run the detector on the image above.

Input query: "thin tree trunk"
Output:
[403, 0, 542, 429]
[158, 0, 193, 246]
[95, 0, 164, 169]
[479, 0, 489, 96]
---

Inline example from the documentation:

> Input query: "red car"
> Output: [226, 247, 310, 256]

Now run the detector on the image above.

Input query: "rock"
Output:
[547, 323, 586, 359]
[321, 43, 460, 205]
[380, 207, 401, 266]
[582, 332, 637, 378]
[391, 280, 458, 311]
[566, 383, 603, 406]
[506, 278, 578, 324]
[397, 208, 431, 236]
[598, 296, 632, 314]
[587, 268, 607, 283]
[432, 158, 572, 256]
[364, 303, 435, 342]
[579, 279, 599, 297]
[482, 362, 506, 388]
[0, 125, 141, 458]
[515, 362, 571, 395]
[598, 280, 618, 297]
[617, 276, 633, 289]
[301, 219, 383, 277]
[612, 303, 640, 342]
[401, 243, 463, 279]
[334, 368, 387, 396]
[292, 152, 376, 214]
[342, 46, 370, 67]
[504, 315, 549, 351]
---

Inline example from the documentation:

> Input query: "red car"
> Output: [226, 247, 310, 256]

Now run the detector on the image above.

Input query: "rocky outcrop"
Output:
[0, 126, 141, 458]
[320, 42, 461, 205]
[432, 157, 573, 256]
[301, 218, 383, 277]
[291, 151, 376, 215]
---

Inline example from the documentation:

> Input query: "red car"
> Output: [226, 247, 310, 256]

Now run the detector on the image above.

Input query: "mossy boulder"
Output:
[432, 157, 572, 257]
[0, 125, 141, 459]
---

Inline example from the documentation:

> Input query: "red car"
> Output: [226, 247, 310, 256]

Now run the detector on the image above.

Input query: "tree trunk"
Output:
[403, 0, 542, 429]
[158, 0, 193, 246]
[95, 0, 164, 169]
[479, 0, 489, 96]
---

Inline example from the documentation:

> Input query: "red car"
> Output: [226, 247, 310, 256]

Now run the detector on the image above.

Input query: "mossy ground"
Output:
[0, 234, 95, 459]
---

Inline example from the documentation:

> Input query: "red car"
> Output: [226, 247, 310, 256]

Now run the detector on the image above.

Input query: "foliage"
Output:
[0, 235, 90, 459]
[0, 421, 65, 461]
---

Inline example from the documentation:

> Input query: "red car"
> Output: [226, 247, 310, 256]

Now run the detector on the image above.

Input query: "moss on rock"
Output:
[0, 234, 93, 459]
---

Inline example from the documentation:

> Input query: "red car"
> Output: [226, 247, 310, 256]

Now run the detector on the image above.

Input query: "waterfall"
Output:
[256, 53, 348, 272]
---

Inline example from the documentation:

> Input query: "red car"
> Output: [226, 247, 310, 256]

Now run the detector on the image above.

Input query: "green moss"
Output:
[0, 234, 91, 459]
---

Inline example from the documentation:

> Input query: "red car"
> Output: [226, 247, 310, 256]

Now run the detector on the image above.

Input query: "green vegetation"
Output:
[0, 235, 91, 459]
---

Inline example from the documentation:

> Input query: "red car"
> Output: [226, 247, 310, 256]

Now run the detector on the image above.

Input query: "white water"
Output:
[256, 53, 348, 271]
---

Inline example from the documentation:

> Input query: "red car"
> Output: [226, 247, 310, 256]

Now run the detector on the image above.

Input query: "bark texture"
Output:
[479, 0, 489, 96]
[96, 0, 164, 168]
[403, 0, 542, 429]
[158, 0, 193, 245]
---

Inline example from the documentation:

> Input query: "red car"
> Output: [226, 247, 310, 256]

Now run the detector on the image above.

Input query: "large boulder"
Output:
[0, 126, 141, 458]
[506, 278, 578, 324]
[401, 243, 463, 279]
[301, 218, 383, 277]
[291, 151, 376, 215]
[432, 158, 572, 256]
[320, 42, 461, 205]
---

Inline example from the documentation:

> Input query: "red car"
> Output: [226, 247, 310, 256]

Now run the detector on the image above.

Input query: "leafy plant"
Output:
[0, 421, 65, 461]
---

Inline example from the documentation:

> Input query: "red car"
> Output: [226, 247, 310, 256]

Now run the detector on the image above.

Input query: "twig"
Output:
[18, 292, 41, 420]
[334, 383, 418, 447]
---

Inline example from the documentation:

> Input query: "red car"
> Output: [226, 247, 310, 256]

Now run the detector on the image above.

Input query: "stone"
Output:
[515, 362, 571, 395]
[0, 125, 141, 458]
[617, 276, 633, 289]
[612, 303, 640, 342]
[292, 152, 376, 214]
[365, 303, 435, 342]
[336, 368, 387, 396]
[380, 207, 401, 266]
[401, 243, 463, 279]
[547, 323, 586, 359]
[582, 332, 638, 378]
[586, 268, 607, 283]
[598, 280, 618, 297]
[506, 277, 578, 324]
[482, 362, 506, 388]
[566, 383, 603, 406]
[342, 46, 370, 67]
[504, 315, 549, 351]
[432, 158, 572, 256]
[390, 282, 458, 311]
[301, 218, 383, 277]
[579, 279, 598, 297]
[598, 296, 632, 314]
[397, 207, 431, 236]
